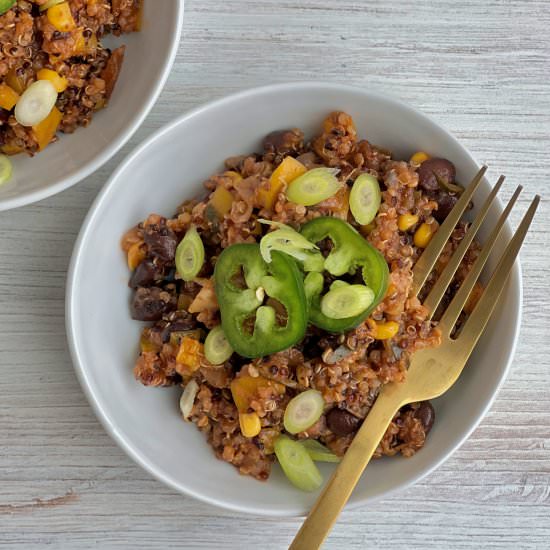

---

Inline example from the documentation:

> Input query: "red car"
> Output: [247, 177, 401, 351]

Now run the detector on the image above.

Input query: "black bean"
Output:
[326, 408, 362, 436]
[417, 158, 456, 192]
[434, 193, 458, 223]
[131, 287, 175, 322]
[129, 259, 163, 288]
[414, 401, 435, 434]
[160, 313, 197, 342]
[143, 225, 177, 262]
[262, 128, 304, 155]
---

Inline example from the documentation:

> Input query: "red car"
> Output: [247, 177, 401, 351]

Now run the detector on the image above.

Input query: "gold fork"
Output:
[290, 166, 540, 550]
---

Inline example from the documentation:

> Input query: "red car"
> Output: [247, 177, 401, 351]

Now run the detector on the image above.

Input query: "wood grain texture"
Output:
[1, 0, 549, 548]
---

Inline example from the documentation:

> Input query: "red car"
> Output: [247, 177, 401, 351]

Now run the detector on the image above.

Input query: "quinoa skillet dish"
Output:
[121, 112, 483, 491]
[0, 0, 142, 160]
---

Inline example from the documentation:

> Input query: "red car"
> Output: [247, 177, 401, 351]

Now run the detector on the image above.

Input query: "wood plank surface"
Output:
[1, 0, 549, 548]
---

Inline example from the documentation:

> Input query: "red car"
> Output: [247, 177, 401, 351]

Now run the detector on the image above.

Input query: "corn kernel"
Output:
[127, 240, 146, 270]
[410, 151, 430, 165]
[398, 213, 419, 232]
[47, 2, 76, 32]
[0, 83, 20, 111]
[414, 222, 435, 248]
[374, 321, 400, 340]
[37, 68, 68, 93]
[239, 412, 261, 438]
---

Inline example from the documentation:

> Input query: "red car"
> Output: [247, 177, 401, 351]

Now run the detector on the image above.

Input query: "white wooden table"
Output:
[1, 1, 549, 548]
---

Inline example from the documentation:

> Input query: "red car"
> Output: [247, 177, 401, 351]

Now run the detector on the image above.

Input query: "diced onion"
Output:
[179, 379, 199, 420]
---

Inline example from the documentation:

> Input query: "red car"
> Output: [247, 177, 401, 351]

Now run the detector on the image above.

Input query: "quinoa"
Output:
[0, 0, 141, 156]
[124, 112, 481, 481]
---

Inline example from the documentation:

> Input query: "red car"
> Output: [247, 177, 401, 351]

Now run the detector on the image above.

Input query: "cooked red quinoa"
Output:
[0, 0, 141, 156]
[122, 112, 481, 481]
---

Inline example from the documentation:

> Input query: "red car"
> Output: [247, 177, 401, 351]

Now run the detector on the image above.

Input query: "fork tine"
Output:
[456, 195, 540, 350]
[423, 175, 506, 318]
[412, 165, 487, 296]
[438, 185, 523, 335]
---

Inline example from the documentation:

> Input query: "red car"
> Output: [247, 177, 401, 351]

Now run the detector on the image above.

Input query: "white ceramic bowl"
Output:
[0, 0, 184, 212]
[67, 83, 521, 516]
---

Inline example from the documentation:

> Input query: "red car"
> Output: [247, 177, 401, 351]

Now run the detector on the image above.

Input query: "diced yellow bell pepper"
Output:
[410, 151, 430, 165]
[176, 337, 204, 373]
[47, 2, 76, 32]
[209, 186, 234, 218]
[239, 412, 261, 438]
[230, 375, 284, 413]
[75, 30, 98, 55]
[73, 28, 85, 53]
[374, 321, 400, 340]
[126, 240, 146, 270]
[32, 106, 62, 151]
[258, 156, 307, 210]
[37, 68, 68, 93]
[0, 83, 20, 111]
[140, 333, 161, 353]
[72, 28, 97, 55]
[5, 69, 25, 95]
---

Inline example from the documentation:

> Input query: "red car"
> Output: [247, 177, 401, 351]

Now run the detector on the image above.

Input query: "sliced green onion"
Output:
[204, 325, 233, 365]
[0, 0, 16, 16]
[284, 389, 325, 434]
[14, 80, 58, 127]
[300, 439, 341, 463]
[329, 280, 349, 291]
[274, 435, 323, 492]
[259, 222, 324, 271]
[349, 173, 381, 225]
[286, 167, 341, 206]
[321, 284, 375, 319]
[175, 225, 205, 281]
[0, 155, 13, 186]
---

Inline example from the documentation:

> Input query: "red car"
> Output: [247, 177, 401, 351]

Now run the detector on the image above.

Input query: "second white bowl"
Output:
[0, 0, 184, 211]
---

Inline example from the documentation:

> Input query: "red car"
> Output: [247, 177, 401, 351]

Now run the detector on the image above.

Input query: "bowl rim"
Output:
[66, 81, 523, 516]
[0, 0, 185, 212]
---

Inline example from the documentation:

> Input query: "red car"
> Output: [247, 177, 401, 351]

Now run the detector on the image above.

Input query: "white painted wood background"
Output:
[1, 0, 549, 548]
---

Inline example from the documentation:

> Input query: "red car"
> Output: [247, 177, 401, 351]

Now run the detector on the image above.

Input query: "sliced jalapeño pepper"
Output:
[214, 243, 308, 358]
[300, 217, 389, 332]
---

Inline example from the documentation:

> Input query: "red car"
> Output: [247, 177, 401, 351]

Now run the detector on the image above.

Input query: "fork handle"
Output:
[290, 385, 406, 550]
